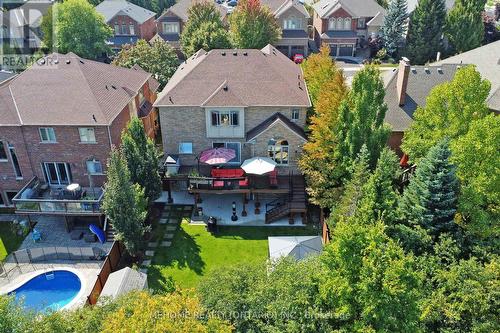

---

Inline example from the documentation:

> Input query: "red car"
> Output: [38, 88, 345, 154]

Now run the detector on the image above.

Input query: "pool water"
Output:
[9, 270, 82, 312]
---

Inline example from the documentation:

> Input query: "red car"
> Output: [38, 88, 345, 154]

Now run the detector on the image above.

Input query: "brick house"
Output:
[154, 45, 311, 224]
[153, 0, 310, 58]
[0, 52, 159, 210]
[312, 0, 386, 57]
[95, 0, 156, 51]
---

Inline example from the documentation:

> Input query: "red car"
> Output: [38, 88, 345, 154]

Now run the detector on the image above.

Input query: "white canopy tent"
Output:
[268, 236, 323, 261]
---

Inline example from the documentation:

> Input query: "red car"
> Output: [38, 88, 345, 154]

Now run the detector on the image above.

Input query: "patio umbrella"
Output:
[268, 236, 323, 261]
[241, 157, 277, 175]
[199, 148, 236, 165]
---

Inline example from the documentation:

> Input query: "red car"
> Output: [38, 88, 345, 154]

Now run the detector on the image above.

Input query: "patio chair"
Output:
[32, 228, 42, 242]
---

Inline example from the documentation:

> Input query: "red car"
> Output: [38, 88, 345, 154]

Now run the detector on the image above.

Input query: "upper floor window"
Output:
[328, 18, 335, 30]
[179, 142, 193, 154]
[138, 87, 145, 105]
[283, 16, 302, 30]
[114, 24, 120, 35]
[336, 17, 343, 30]
[162, 22, 179, 34]
[129, 24, 135, 35]
[268, 139, 289, 165]
[9, 144, 22, 178]
[79, 128, 96, 143]
[357, 18, 366, 29]
[211, 111, 239, 127]
[121, 24, 127, 35]
[86, 159, 103, 175]
[291, 109, 300, 121]
[0, 141, 7, 161]
[344, 17, 351, 30]
[39, 127, 56, 143]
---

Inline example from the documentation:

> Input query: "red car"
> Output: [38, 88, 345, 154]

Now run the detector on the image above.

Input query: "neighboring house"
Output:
[154, 0, 310, 58]
[0, 52, 158, 218]
[384, 41, 500, 155]
[312, 0, 386, 57]
[95, 0, 157, 51]
[154, 45, 310, 224]
[0, 70, 16, 85]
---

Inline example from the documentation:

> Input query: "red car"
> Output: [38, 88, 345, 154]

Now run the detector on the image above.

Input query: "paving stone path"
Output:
[142, 259, 151, 266]
[145, 250, 155, 257]
[161, 241, 172, 247]
[164, 233, 174, 240]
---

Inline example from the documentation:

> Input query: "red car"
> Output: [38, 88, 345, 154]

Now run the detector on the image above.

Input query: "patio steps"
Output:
[106, 223, 116, 242]
[265, 178, 307, 224]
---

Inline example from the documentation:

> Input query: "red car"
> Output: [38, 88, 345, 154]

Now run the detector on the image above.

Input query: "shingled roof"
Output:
[246, 112, 307, 141]
[0, 53, 157, 126]
[154, 45, 311, 108]
[158, 0, 228, 22]
[96, 0, 156, 24]
[313, 0, 386, 19]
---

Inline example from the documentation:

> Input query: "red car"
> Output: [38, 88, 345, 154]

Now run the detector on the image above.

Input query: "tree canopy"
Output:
[381, 0, 408, 58]
[113, 39, 178, 90]
[445, 0, 486, 54]
[229, 0, 281, 49]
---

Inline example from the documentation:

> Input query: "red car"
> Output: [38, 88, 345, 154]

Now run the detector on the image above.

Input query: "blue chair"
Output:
[32, 228, 42, 242]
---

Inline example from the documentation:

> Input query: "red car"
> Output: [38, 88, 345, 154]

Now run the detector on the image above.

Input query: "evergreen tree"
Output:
[399, 139, 459, 239]
[121, 117, 162, 205]
[445, 0, 485, 54]
[102, 149, 148, 256]
[381, 0, 408, 58]
[229, 0, 281, 49]
[180, 2, 231, 57]
[337, 65, 391, 175]
[405, 0, 446, 64]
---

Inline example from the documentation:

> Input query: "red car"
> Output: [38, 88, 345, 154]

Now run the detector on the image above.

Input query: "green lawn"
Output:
[0, 222, 24, 261]
[147, 205, 318, 291]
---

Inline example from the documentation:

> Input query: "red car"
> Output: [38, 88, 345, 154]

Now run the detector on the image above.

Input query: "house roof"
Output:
[247, 112, 307, 141]
[158, 0, 228, 22]
[95, 0, 156, 24]
[110, 35, 139, 47]
[384, 64, 459, 132]
[0, 52, 157, 126]
[154, 45, 311, 108]
[0, 71, 16, 85]
[264, 0, 310, 19]
[313, 0, 386, 19]
[366, 11, 384, 26]
[434, 41, 500, 111]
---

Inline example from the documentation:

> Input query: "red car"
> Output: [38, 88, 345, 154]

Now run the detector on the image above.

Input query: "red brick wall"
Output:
[388, 131, 404, 157]
[139, 16, 157, 41]
[110, 15, 157, 40]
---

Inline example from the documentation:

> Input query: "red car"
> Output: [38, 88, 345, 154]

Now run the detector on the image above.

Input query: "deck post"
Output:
[167, 179, 173, 204]
[242, 194, 247, 216]
[64, 215, 70, 233]
[254, 193, 260, 214]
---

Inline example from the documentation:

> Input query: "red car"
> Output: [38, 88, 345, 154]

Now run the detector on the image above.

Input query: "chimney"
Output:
[397, 57, 410, 106]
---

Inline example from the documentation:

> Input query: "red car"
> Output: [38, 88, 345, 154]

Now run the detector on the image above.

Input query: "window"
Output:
[211, 111, 239, 127]
[344, 17, 351, 30]
[268, 139, 289, 165]
[0, 141, 7, 161]
[6, 191, 17, 206]
[336, 17, 343, 30]
[8, 145, 22, 178]
[357, 18, 365, 29]
[291, 109, 300, 121]
[39, 127, 56, 142]
[328, 18, 335, 30]
[179, 142, 193, 154]
[138, 87, 145, 105]
[121, 24, 127, 35]
[129, 24, 135, 35]
[162, 22, 179, 33]
[212, 142, 241, 163]
[114, 24, 120, 35]
[78, 128, 96, 143]
[0, 193, 5, 206]
[283, 16, 302, 29]
[43, 162, 71, 185]
[86, 160, 103, 175]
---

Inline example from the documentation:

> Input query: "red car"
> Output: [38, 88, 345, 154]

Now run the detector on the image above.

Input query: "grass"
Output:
[0, 222, 24, 261]
[147, 205, 318, 291]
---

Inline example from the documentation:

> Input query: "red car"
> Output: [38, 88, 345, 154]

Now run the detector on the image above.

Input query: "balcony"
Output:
[12, 177, 104, 215]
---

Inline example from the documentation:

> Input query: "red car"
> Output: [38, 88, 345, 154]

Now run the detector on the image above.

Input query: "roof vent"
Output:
[424, 67, 430, 73]
[457, 65, 461, 69]
[38, 58, 45, 65]
[66, 59, 71, 64]
[223, 85, 228, 91]
[221, 51, 226, 56]
[111, 85, 117, 89]
[92, 114, 97, 122]
[437, 68, 443, 74]
[233, 51, 237, 56]
[79, 59, 84, 64]
[169, 96, 173, 104]
[243, 52, 248, 56]
[54, 59, 59, 64]
[392, 68, 397, 72]
[411, 67, 417, 73]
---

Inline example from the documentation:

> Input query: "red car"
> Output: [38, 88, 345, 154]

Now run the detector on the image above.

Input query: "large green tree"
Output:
[445, 0, 486, 54]
[229, 0, 281, 49]
[180, 2, 231, 57]
[402, 65, 491, 161]
[399, 140, 459, 241]
[381, 0, 408, 58]
[40, 6, 54, 52]
[121, 117, 162, 205]
[51, 0, 113, 59]
[405, 0, 446, 64]
[113, 39, 178, 90]
[451, 114, 500, 241]
[102, 148, 148, 256]
[299, 45, 349, 208]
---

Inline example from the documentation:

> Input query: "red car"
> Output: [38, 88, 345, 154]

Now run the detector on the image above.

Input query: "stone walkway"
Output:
[141, 204, 192, 271]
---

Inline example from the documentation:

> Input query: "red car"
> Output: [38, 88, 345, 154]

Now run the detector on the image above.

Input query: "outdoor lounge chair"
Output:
[32, 228, 42, 242]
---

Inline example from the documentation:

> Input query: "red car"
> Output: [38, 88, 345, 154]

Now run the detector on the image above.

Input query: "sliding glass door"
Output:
[42, 162, 72, 185]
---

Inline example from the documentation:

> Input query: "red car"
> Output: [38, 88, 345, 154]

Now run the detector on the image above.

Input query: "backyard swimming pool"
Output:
[9, 270, 82, 312]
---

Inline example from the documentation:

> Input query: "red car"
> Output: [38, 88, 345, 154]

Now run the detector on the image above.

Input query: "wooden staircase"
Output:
[265, 176, 307, 224]
[104, 217, 115, 242]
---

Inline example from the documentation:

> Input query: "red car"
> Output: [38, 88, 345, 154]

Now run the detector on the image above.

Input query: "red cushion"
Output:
[213, 180, 224, 187]
[211, 169, 245, 178]
[239, 178, 249, 187]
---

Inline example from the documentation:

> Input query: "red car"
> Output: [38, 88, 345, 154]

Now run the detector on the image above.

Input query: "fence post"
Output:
[108, 256, 113, 272]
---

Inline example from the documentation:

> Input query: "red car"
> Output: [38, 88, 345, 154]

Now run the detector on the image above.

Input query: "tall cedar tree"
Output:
[402, 65, 491, 161]
[299, 45, 348, 208]
[113, 39, 178, 90]
[399, 139, 459, 240]
[180, 2, 231, 57]
[451, 114, 499, 241]
[445, 0, 486, 54]
[121, 117, 162, 205]
[381, 0, 408, 58]
[337, 65, 391, 175]
[229, 0, 281, 49]
[102, 149, 148, 256]
[405, 0, 446, 64]
[52, 0, 113, 59]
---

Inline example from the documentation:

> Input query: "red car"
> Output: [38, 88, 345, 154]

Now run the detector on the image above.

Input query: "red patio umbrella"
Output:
[400, 153, 409, 168]
[199, 148, 236, 165]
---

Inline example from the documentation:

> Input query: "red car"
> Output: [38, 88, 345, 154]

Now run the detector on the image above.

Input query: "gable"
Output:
[278, 5, 309, 20]
[328, 6, 352, 18]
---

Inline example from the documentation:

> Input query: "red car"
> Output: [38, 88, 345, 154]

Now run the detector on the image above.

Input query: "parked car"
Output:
[293, 54, 304, 64]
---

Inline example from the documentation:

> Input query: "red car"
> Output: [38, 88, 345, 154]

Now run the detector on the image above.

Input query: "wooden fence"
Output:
[321, 209, 331, 244]
[86, 241, 124, 305]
